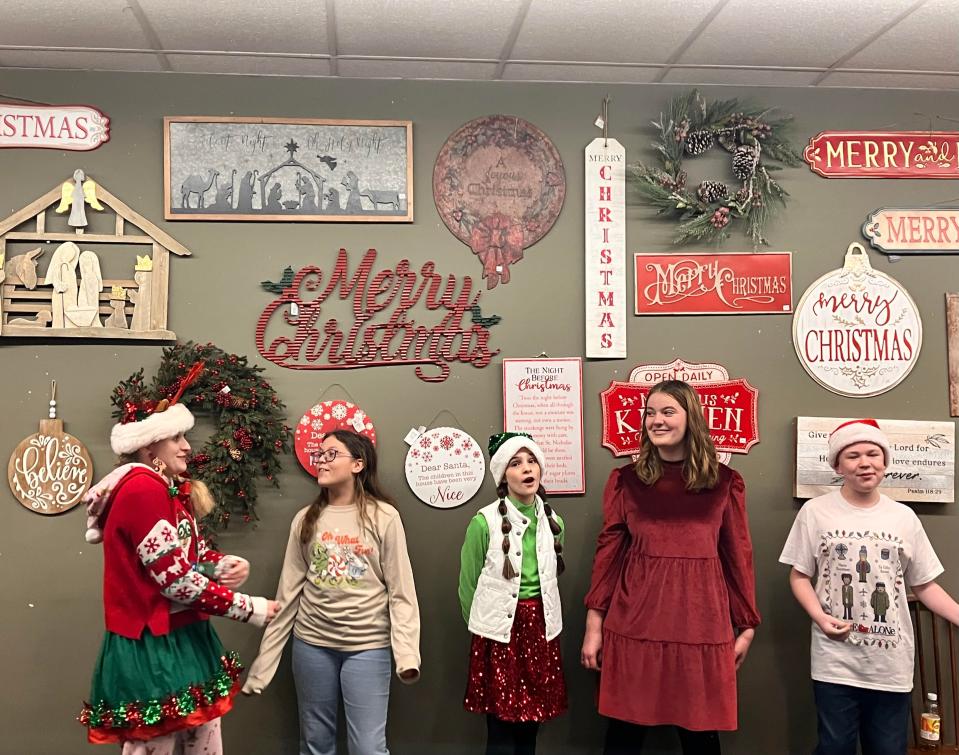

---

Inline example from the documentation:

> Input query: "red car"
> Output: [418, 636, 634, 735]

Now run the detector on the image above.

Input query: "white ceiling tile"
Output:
[661, 67, 822, 86]
[842, 0, 959, 72]
[502, 63, 662, 83]
[820, 71, 959, 90]
[336, 0, 522, 58]
[137, 0, 328, 54]
[513, 0, 720, 63]
[0, 50, 164, 72]
[680, 0, 924, 67]
[169, 54, 331, 76]
[338, 59, 498, 79]
[0, 0, 148, 48]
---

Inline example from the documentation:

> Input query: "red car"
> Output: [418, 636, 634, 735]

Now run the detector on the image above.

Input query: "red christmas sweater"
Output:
[100, 467, 265, 639]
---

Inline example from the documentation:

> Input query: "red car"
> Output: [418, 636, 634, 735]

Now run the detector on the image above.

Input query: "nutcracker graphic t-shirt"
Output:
[780, 491, 943, 693]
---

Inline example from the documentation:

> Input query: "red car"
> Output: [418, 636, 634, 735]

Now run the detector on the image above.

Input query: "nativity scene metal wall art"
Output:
[163, 117, 413, 222]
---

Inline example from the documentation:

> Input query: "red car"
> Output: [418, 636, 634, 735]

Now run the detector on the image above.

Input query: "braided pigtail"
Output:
[540, 486, 565, 576]
[498, 498, 518, 580]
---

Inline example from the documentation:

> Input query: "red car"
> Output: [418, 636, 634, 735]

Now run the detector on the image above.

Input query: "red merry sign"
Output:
[634, 252, 792, 315]
[600, 378, 759, 457]
[804, 131, 959, 178]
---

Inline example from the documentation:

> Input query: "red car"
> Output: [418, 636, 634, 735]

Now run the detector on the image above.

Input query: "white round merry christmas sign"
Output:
[405, 427, 485, 509]
[793, 243, 922, 397]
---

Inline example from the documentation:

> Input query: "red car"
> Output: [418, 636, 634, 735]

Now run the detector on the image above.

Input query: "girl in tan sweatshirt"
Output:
[243, 429, 420, 755]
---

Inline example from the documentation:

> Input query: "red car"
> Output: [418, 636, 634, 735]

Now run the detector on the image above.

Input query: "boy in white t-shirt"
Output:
[780, 419, 959, 755]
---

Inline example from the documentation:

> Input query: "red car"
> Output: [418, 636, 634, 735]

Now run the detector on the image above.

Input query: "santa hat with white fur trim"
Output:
[827, 418, 891, 469]
[488, 431, 547, 484]
[109, 362, 203, 455]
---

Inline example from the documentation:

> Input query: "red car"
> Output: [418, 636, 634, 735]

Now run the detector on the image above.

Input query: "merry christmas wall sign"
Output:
[0, 103, 110, 151]
[793, 243, 922, 397]
[256, 248, 500, 383]
[804, 131, 959, 178]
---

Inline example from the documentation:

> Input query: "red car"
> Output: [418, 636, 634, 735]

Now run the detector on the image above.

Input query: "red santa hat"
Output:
[827, 419, 891, 469]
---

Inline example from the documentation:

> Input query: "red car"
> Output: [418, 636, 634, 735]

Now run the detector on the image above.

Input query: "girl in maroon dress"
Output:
[581, 380, 760, 755]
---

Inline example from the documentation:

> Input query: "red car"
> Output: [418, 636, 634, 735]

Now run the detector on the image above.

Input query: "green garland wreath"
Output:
[110, 341, 292, 529]
[630, 89, 803, 245]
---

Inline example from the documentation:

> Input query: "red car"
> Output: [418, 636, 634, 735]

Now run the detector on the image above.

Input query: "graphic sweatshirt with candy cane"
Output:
[244, 502, 421, 693]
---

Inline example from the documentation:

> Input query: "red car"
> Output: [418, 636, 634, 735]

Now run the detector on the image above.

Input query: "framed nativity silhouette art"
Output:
[0, 170, 190, 340]
[164, 117, 413, 222]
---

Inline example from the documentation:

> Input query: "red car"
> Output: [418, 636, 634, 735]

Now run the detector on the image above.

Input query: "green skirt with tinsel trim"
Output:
[80, 620, 243, 744]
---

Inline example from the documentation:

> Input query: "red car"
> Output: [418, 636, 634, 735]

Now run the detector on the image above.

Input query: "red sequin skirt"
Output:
[464, 597, 567, 723]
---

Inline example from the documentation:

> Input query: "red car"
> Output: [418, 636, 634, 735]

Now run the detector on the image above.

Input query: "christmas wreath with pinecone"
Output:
[110, 342, 292, 529]
[630, 89, 802, 245]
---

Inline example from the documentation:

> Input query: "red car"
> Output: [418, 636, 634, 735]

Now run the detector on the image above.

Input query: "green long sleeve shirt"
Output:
[458, 497, 565, 624]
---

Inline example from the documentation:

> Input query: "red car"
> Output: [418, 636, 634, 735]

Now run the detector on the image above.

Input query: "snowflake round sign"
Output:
[405, 427, 485, 509]
[793, 243, 922, 397]
[294, 400, 377, 475]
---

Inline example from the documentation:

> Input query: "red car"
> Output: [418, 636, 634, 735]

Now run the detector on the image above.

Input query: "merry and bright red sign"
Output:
[634, 252, 792, 315]
[600, 360, 759, 457]
[804, 131, 959, 178]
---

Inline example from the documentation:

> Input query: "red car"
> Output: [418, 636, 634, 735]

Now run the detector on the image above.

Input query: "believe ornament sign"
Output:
[404, 427, 484, 509]
[600, 359, 759, 459]
[294, 400, 377, 476]
[793, 243, 922, 397]
[0, 103, 110, 151]
[7, 382, 93, 514]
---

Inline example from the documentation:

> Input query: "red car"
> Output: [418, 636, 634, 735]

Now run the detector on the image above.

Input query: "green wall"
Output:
[1, 69, 957, 754]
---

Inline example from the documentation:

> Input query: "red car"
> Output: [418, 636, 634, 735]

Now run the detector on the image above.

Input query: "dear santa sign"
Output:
[634, 252, 792, 314]
[0, 103, 110, 150]
[600, 359, 759, 457]
[804, 131, 958, 178]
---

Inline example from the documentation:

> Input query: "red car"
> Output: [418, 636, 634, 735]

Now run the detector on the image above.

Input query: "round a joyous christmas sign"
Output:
[793, 243, 922, 397]
[405, 427, 485, 509]
[294, 400, 377, 476]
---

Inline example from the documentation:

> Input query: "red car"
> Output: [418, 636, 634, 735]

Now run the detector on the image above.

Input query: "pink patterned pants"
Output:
[120, 718, 222, 755]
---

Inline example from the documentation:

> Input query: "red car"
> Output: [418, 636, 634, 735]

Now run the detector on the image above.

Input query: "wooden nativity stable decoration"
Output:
[8, 380, 93, 515]
[0, 170, 190, 339]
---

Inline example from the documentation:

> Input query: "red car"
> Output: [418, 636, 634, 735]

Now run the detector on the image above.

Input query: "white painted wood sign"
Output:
[503, 358, 585, 494]
[0, 104, 110, 150]
[585, 138, 625, 358]
[404, 427, 484, 509]
[862, 208, 959, 254]
[795, 416, 955, 503]
[793, 243, 922, 397]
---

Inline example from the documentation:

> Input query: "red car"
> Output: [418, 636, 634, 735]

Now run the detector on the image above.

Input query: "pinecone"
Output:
[697, 180, 729, 204]
[684, 130, 714, 156]
[732, 146, 758, 180]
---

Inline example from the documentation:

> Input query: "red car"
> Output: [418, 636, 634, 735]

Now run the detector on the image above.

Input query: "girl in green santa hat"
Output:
[459, 431, 568, 755]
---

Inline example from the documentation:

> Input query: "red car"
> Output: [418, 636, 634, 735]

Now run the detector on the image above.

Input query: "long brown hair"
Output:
[299, 430, 395, 545]
[495, 480, 565, 578]
[634, 380, 719, 491]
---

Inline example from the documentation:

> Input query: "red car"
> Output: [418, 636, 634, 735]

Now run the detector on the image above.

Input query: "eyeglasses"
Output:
[309, 449, 358, 464]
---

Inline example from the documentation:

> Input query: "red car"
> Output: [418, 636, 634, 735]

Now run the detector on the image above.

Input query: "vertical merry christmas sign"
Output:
[585, 138, 626, 357]
[503, 358, 585, 494]
[793, 243, 922, 397]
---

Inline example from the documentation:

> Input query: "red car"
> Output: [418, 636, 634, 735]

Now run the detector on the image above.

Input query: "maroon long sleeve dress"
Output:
[584, 461, 760, 731]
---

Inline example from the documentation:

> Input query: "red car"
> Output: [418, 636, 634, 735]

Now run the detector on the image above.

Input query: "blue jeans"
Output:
[292, 637, 392, 755]
[813, 681, 910, 755]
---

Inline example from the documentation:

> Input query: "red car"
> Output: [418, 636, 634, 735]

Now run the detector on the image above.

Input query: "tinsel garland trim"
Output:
[79, 652, 242, 744]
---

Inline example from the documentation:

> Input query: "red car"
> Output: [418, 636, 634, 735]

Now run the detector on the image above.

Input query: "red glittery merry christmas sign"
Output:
[255, 248, 500, 383]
